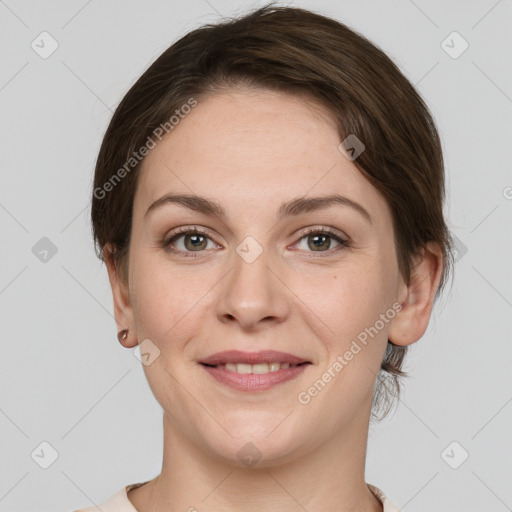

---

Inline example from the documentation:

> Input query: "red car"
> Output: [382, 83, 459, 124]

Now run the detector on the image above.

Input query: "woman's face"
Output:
[117, 88, 409, 465]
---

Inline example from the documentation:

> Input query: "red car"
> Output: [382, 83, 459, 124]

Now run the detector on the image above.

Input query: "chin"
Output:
[201, 417, 310, 469]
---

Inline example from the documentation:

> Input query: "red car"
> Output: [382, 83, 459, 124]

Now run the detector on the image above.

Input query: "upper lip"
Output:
[199, 350, 310, 366]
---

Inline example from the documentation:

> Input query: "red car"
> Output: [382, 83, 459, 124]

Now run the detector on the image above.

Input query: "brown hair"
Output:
[90, 3, 454, 420]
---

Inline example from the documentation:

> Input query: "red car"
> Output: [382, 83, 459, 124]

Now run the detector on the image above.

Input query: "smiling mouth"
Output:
[200, 362, 310, 374]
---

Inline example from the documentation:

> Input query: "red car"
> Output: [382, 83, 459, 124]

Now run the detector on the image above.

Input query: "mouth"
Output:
[198, 350, 312, 391]
[200, 361, 310, 374]
[199, 349, 310, 368]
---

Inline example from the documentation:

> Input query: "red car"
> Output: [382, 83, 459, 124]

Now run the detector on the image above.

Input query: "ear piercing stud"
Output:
[117, 329, 128, 342]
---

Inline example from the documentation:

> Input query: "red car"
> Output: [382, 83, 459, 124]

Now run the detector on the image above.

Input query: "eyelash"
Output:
[161, 226, 350, 259]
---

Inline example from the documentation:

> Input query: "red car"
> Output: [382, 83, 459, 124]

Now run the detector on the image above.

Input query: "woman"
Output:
[77, 4, 453, 511]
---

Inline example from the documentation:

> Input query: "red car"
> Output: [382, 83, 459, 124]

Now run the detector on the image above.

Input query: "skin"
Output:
[104, 87, 443, 512]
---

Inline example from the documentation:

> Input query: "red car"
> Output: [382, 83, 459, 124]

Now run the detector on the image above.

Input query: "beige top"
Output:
[74, 481, 403, 511]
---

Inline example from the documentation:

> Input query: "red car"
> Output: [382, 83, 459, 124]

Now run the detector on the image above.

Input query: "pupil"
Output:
[310, 234, 328, 251]
[187, 234, 206, 250]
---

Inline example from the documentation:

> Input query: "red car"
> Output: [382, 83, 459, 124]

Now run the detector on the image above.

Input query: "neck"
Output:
[128, 405, 383, 512]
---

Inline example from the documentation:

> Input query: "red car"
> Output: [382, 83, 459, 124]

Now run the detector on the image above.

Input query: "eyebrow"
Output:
[144, 193, 372, 224]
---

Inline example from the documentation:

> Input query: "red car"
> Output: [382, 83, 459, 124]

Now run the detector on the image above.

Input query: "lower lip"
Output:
[200, 364, 309, 391]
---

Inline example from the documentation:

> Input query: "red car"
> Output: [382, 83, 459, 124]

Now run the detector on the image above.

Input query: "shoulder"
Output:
[73, 481, 150, 512]
[368, 484, 403, 512]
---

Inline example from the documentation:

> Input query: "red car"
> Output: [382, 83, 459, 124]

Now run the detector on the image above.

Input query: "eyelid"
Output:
[290, 226, 350, 255]
[163, 225, 219, 254]
[162, 225, 350, 256]
[295, 225, 349, 242]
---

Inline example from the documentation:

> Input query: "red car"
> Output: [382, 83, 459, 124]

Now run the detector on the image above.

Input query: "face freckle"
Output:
[125, 87, 403, 464]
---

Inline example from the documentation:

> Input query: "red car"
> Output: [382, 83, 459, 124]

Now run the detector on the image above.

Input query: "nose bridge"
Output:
[217, 235, 289, 327]
[230, 238, 274, 304]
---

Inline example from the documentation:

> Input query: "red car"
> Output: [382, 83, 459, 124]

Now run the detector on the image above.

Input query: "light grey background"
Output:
[1, 1, 511, 511]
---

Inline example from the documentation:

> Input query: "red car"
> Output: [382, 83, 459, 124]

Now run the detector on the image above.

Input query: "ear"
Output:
[103, 243, 138, 348]
[388, 242, 444, 347]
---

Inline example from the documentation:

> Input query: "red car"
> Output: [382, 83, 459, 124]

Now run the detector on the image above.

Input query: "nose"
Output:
[216, 245, 291, 331]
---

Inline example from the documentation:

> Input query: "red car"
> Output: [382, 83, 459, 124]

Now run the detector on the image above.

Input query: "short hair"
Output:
[91, 3, 454, 421]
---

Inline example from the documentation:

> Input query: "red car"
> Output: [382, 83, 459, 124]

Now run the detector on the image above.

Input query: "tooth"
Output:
[214, 362, 299, 374]
[236, 363, 252, 374]
[252, 363, 270, 374]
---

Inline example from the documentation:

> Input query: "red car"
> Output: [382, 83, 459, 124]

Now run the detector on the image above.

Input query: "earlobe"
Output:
[103, 243, 138, 348]
[388, 242, 444, 347]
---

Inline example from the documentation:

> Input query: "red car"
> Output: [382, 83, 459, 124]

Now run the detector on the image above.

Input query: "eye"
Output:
[162, 226, 350, 258]
[294, 227, 349, 253]
[162, 227, 218, 257]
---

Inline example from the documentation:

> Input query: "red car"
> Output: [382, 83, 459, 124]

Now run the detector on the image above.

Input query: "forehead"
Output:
[133, 89, 389, 224]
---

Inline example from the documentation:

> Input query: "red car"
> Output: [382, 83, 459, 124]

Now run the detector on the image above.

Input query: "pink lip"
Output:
[201, 364, 310, 392]
[199, 350, 309, 366]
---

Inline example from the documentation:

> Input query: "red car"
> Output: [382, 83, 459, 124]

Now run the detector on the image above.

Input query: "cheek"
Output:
[129, 256, 207, 346]
[302, 274, 392, 403]
[129, 260, 208, 409]
[298, 261, 392, 341]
